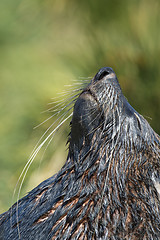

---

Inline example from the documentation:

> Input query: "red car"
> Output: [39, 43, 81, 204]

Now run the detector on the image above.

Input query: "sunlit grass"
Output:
[0, 0, 160, 212]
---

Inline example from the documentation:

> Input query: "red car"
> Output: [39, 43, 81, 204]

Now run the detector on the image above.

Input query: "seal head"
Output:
[0, 67, 160, 240]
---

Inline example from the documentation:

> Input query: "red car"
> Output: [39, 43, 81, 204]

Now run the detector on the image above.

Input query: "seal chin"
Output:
[80, 89, 99, 107]
[70, 89, 102, 147]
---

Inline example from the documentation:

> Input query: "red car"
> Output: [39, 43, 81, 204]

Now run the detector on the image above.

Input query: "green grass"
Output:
[0, 0, 160, 212]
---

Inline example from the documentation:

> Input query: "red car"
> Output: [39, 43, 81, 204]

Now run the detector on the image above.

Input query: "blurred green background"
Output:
[0, 0, 160, 212]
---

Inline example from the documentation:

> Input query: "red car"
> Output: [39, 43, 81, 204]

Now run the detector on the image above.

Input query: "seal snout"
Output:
[95, 67, 115, 81]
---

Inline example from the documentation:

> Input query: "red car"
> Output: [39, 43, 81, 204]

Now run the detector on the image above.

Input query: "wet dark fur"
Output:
[0, 67, 160, 239]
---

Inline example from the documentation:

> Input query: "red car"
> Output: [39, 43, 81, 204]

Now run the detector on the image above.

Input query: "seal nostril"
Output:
[96, 67, 113, 81]
[97, 70, 110, 80]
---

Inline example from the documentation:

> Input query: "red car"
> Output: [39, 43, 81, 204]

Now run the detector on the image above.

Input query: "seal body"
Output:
[0, 67, 160, 240]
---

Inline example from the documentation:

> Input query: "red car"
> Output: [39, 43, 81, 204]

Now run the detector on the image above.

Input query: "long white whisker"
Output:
[15, 112, 73, 238]
[12, 106, 74, 213]
[42, 92, 80, 114]
[50, 88, 80, 100]
[37, 111, 72, 171]
[34, 112, 60, 129]
[18, 112, 73, 197]
[35, 96, 77, 128]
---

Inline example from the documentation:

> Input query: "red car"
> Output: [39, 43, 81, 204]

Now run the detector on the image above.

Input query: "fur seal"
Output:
[0, 67, 160, 239]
